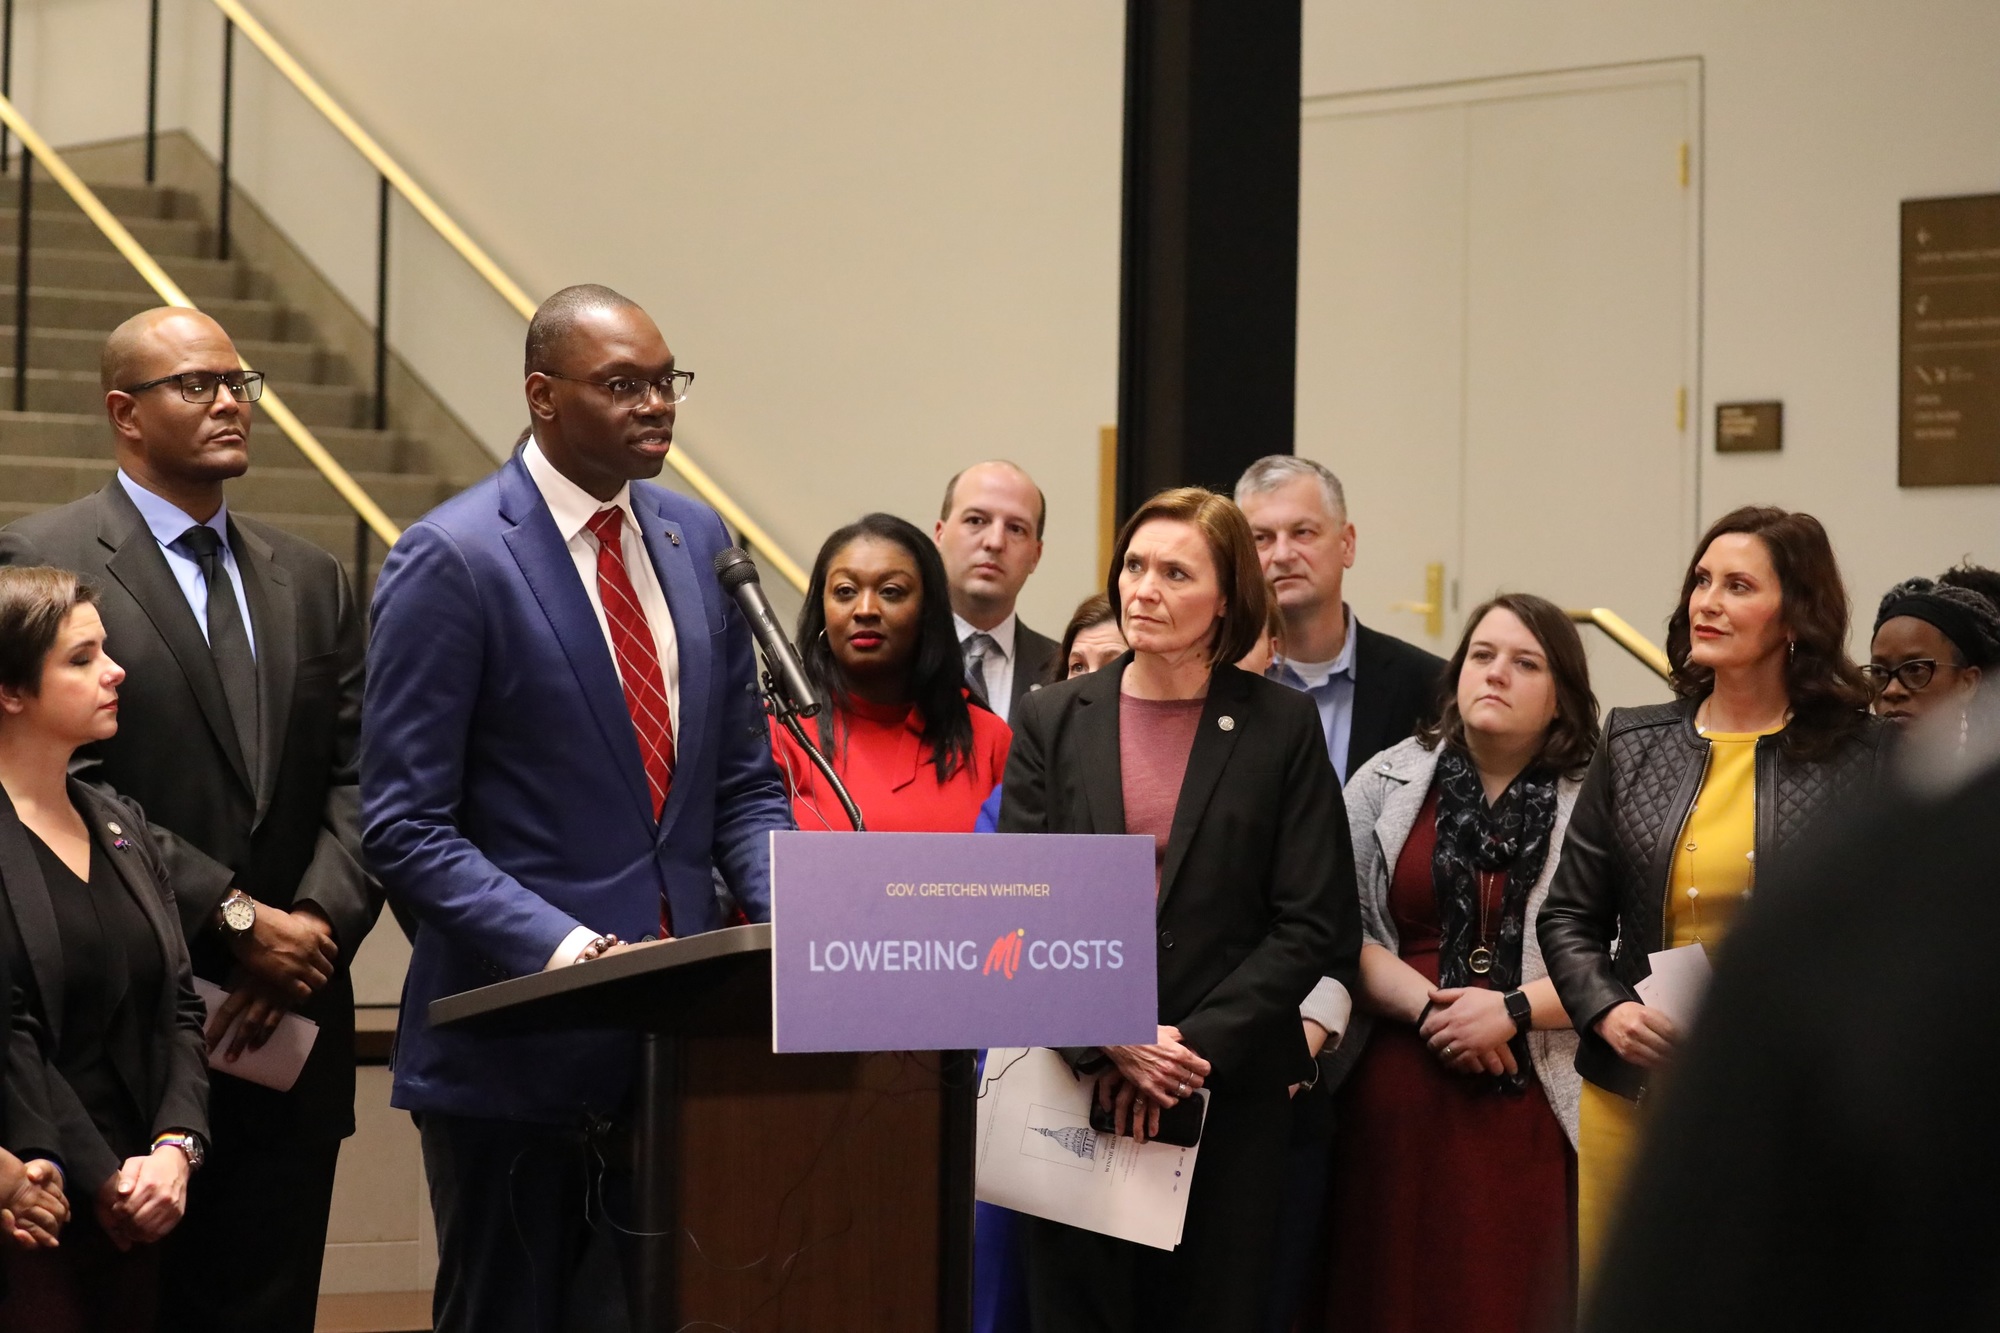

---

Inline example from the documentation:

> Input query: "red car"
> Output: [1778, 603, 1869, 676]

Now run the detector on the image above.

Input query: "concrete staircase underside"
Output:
[0, 174, 452, 580]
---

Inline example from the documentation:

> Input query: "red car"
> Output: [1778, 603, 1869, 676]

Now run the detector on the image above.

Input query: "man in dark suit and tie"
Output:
[935, 460, 1060, 722]
[1234, 452, 1447, 1333]
[362, 285, 795, 1333]
[2, 307, 379, 1333]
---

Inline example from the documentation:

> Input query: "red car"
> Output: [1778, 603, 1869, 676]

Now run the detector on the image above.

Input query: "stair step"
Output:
[0, 453, 445, 522]
[0, 178, 194, 220]
[0, 326, 338, 383]
[0, 247, 260, 302]
[0, 368, 366, 429]
[0, 208, 209, 259]
[0, 411, 409, 474]
[0, 287, 304, 344]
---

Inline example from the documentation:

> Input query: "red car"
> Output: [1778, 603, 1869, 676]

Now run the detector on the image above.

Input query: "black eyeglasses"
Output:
[542, 370, 693, 409]
[1862, 658, 1947, 694]
[117, 370, 266, 404]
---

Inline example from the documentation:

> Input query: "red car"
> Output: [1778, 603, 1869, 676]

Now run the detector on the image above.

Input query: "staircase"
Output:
[0, 174, 455, 585]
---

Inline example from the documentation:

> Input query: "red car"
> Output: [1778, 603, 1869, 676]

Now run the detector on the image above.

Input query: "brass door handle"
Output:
[1390, 563, 1445, 638]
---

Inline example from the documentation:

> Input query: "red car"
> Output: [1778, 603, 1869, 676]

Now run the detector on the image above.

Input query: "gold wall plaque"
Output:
[1716, 401, 1782, 453]
[1901, 194, 2000, 486]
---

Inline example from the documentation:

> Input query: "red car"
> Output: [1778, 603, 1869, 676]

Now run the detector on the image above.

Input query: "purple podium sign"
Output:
[770, 831, 1158, 1053]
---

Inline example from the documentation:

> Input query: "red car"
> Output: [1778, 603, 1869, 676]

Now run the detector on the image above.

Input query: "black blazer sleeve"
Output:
[1536, 740, 1636, 1039]
[1176, 701, 1359, 1082]
[284, 562, 376, 964]
[118, 796, 213, 1150]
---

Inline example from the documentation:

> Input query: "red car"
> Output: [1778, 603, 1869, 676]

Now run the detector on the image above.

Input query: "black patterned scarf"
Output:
[1431, 744, 1560, 1089]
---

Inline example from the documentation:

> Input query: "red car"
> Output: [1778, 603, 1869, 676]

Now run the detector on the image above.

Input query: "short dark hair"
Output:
[525, 284, 641, 377]
[1664, 505, 1870, 759]
[0, 566, 100, 696]
[939, 463, 1048, 540]
[1104, 487, 1267, 669]
[796, 513, 983, 784]
[1053, 592, 1119, 683]
[1418, 593, 1600, 777]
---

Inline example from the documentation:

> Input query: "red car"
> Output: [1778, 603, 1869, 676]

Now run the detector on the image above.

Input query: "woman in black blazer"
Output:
[0, 566, 209, 1327]
[1000, 488, 1360, 1333]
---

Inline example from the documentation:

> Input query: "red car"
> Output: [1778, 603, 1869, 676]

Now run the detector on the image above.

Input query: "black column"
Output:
[1115, 0, 1301, 521]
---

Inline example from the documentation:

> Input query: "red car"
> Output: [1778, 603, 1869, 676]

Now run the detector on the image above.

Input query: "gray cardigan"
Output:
[1336, 736, 1582, 1146]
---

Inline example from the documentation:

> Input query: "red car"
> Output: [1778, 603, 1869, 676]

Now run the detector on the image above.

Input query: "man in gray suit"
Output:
[935, 460, 1058, 722]
[4, 308, 378, 1333]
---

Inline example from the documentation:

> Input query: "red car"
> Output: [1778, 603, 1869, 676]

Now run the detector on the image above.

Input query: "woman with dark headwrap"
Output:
[1866, 577, 2000, 740]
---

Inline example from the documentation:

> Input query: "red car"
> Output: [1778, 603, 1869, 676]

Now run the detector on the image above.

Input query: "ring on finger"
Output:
[1442, 1043, 1455, 1058]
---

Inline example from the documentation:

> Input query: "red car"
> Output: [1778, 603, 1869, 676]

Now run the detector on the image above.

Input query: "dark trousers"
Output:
[160, 1110, 342, 1333]
[0, 1208, 163, 1333]
[418, 1110, 635, 1333]
[1025, 1085, 1292, 1333]
[1258, 1082, 1337, 1333]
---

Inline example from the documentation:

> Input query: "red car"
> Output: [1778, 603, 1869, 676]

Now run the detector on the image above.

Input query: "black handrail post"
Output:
[353, 518, 370, 598]
[13, 151, 29, 412]
[218, 17, 234, 260]
[373, 172, 388, 431]
[144, 0, 162, 184]
[2, 0, 16, 175]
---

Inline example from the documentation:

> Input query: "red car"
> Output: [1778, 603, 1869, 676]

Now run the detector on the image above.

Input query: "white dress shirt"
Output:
[523, 437, 682, 969]
[954, 610, 1018, 724]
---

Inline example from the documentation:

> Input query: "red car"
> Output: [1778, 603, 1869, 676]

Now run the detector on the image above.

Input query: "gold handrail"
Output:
[1568, 607, 1673, 681]
[212, 0, 810, 592]
[0, 93, 401, 548]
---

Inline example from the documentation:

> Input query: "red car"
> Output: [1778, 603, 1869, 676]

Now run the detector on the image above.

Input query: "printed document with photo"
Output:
[974, 1046, 1204, 1251]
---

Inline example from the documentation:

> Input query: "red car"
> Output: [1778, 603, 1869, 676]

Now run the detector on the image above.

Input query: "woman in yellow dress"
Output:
[1536, 506, 1887, 1282]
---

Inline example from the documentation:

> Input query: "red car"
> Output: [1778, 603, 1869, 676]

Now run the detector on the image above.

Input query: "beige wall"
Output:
[1303, 0, 2000, 645]
[14, 0, 1127, 631]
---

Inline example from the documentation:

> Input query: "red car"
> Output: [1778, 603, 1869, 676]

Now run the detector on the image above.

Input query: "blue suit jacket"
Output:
[362, 455, 793, 1122]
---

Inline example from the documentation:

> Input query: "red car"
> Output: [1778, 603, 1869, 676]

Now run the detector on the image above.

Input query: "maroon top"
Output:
[1118, 694, 1204, 890]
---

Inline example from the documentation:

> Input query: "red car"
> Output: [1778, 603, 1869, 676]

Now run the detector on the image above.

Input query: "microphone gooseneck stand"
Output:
[766, 668, 865, 832]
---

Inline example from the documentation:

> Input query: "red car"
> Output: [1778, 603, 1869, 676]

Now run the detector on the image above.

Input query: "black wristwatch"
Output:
[1503, 988, 1533, 1036]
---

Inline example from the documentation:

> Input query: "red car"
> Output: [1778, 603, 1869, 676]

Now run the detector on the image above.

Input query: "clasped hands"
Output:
[1093, 1025, 1211, 1146]
[1419, 986, 1523, 1077]
[93, 1146, 190, 1251]
[0, 1150, 68, 1249]
[207, 900, 338, 1062]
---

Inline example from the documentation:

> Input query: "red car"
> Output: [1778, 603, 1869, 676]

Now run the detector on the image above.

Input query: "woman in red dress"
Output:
[771, 512, 1009, 833]
[1323, 594, 1599, 1332]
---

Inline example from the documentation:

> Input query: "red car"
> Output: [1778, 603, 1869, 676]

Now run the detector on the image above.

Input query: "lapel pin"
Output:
[107, 821, 122, 835]
[668, 531, 681, 547]
[1218, 716, 1236, 732]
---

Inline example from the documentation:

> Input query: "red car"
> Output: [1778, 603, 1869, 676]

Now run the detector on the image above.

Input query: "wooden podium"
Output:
[430, 925, 974, 1332]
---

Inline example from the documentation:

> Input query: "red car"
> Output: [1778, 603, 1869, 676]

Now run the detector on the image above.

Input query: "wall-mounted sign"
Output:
[1901, 194, 2000, 486]
[1715, 401, 1782, 453]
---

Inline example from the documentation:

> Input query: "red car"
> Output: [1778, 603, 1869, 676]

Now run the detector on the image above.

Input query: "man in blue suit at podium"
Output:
[362, 285, 794, 1333]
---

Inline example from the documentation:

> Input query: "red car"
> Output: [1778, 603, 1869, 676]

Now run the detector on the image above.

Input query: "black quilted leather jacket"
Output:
[1537, 698, 1886, 1098]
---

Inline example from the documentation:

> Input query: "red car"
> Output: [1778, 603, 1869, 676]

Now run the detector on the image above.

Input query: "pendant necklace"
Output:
[1468, 868, 1499, 976]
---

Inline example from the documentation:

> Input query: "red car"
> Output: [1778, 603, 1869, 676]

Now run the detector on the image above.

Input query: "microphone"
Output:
[713, 546, 820, 718]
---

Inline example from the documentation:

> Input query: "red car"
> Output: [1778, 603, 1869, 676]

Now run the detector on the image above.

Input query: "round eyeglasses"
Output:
[117, 370, 267, 404]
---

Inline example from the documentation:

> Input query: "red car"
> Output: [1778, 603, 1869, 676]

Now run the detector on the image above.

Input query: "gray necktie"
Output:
[175, 525, 260, 780]
[962, 632, 996, 704]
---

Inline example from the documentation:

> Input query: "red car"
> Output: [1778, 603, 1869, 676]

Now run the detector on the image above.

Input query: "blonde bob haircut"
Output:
[1105, 486, 1269, 669]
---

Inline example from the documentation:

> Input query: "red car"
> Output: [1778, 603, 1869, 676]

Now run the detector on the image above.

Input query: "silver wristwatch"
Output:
[153, 1131, 205, 1172]
[217, 888, 257, 940]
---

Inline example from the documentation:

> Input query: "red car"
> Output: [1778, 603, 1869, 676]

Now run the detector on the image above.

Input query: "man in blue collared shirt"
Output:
[1234, 454, 1446, 1333]
[4, 307, 378, 1333]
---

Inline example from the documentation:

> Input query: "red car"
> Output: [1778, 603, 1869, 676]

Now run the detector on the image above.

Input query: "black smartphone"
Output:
[1088, 1094, 1206, 1148]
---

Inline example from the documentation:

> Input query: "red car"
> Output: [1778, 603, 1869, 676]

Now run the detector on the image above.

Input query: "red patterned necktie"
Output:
[585, 507, 676, 935]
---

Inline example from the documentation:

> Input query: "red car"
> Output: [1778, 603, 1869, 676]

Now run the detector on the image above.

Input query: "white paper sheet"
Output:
[194, 978, 320, 1093]
[1634, 942, 1713, 1033]
[974, 1047, 1204, 1251]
